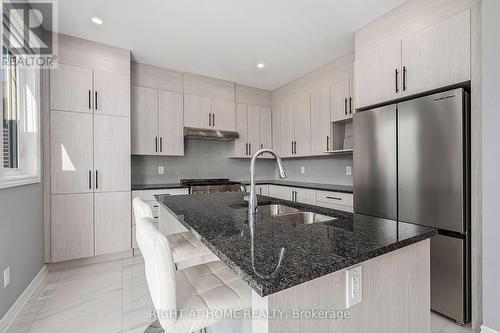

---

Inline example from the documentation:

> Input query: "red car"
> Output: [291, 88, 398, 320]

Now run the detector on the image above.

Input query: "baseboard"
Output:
[482, 325, 500, 333]
[0, 265, 47, 333]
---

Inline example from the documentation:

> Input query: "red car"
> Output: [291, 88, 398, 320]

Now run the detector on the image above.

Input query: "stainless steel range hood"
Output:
[184, 127, 239, 142]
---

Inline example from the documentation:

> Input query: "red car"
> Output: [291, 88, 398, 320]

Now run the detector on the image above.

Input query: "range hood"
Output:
[184, 127, 239, 142]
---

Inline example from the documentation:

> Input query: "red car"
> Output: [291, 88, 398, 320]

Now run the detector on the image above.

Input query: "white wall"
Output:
[481, 0, 500, 331]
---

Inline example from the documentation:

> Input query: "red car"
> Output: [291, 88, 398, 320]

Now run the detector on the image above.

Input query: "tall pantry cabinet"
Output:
[47, 34, 132, 262]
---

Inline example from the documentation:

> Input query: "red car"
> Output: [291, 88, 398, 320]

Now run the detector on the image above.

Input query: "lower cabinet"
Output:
[95, 192, 132, 255]
[51, 194, 94, 262]
[51, 191, 132, 262]
[131, 188, 189, 249]
[268, 185, 316, 205]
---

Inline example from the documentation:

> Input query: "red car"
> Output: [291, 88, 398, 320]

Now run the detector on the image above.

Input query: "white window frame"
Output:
[0, 50, 41, 189]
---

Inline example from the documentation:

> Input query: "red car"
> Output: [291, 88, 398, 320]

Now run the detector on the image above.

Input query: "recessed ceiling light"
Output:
[257, 63, 265, 69]
[91, 17, 103, 25]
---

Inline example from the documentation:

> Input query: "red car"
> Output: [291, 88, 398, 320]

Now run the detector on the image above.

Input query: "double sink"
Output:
[255, 204, 337, 225]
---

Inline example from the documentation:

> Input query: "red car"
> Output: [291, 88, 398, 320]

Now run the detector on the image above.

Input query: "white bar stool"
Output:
[136, 216, 251, 333]
[133, 198, 217, 268]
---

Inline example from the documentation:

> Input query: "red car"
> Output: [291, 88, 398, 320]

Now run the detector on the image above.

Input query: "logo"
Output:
[2, 0, 58, 68]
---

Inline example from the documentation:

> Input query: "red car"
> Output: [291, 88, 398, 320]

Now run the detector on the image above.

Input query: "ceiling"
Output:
[37, 0, 406, 90]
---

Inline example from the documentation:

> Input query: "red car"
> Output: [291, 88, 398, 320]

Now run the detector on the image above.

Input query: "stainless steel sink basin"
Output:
[256, 204, 337, 224]
[256, 204, 301, 216]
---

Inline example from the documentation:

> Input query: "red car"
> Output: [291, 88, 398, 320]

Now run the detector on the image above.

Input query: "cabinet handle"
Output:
[349, 97, 353, 114]
[155, 137, 158, 153]
[326, 136, 329, 151]
[403, 66, 407, 91]
[261, 144, 263, 149]
[88, 170, 92, 189]
[95, 91, 98, 110]
[245, 143, 248, 155]
[249, 142, 251, 154]
[208, 113, 211, 126]
[88, 90, 92, 109]
[212, 113, 215, 127]
[395, 69, 399, 93]
[159, 137, 163, 152]
[344, 98, 348, 115]
[291, 141, 294, 154]
[294, 141, 297, 154]
[95, 170, 99, 189]
[326, 196, 342, 200]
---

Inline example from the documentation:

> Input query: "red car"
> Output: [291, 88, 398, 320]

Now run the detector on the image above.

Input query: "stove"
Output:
[180, 178, 242, 194]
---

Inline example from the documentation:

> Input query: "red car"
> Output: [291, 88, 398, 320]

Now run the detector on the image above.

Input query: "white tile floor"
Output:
[6, 256, 478, 333]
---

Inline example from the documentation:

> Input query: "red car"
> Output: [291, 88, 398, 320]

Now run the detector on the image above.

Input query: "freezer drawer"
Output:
[353, 104, 397, 220]
[431, 235, 469, 324]
[398, 89, 465, 233]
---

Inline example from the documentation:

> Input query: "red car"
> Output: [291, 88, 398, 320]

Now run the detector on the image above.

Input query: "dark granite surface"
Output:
[133, 180, 353, 193]
[156, 192, 436, 297]
[238, 180, 353, 193]
[132, 183, 187, 191]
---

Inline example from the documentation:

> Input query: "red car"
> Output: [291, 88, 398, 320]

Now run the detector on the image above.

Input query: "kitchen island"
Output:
[156, 192, 436, 333]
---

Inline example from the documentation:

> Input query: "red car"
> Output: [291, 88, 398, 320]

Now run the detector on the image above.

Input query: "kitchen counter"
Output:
[239, 179, 353, 193]
[132, 183, 187, 191]
[133, 180, 353, 193]
[155, 192, 436, 296]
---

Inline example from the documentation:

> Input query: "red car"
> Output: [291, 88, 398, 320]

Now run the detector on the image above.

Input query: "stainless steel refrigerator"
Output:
[353, 88, 470, 324]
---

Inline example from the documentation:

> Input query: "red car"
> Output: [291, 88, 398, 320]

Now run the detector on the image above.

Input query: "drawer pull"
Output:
[326, 196, 342, 200]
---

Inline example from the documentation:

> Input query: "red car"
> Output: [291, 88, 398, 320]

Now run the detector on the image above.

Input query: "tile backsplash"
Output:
[132, 140, 353, 185]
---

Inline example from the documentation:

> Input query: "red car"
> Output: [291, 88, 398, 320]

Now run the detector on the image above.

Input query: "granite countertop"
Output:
[155, 192, 436, 297]
[133, 180, 353, 193]
[238, 180, 353, 193]
[132, 183, 187, 191]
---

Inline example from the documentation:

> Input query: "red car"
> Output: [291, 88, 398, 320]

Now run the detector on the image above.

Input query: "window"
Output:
[1, 46, 41, 188]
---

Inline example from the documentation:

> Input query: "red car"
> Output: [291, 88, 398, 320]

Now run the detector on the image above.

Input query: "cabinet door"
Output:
[294, 188, 316, 205]
[212, 98, 236, 131]
[184, 94, 211, 128]
[268, 185, 293, 201]
[255, 185, 269, 196]
[311, 84, 331, 153]
[158, 90, 184, 156]
[50, 63, 93, 113]
[131, 85, 158, 155]
[402, 10, 470, 96]
[280, 100, 294, 157]
[95, 191, 132, 255]
[331, 77, 351, 122]
[259, 107, 272, 150]
[247, 105, 260, 155]
[94, 115, 131, 192]
[50, 110, 94, 194]
[51, 193, 94, 262]
[272, 106, 281, 154]
[235, 103, 248, 157]
[94, 70, 130, 117]
[355, 39, 401, 108]
[294, 93, 311, 156]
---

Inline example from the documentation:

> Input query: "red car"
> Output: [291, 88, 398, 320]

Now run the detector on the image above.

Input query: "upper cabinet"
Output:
[184, 73, 236, 131]
[355, 39, 402, 109]
[355, 10, 471, 109]
[93, 70, 130, 117]
[293, 92, 311, 156]
[50, 64, 130, 117]
[311, 83, 331, 154]
[331, 75, 355, 122]
[131, 63, 184, 156]
[401, 10, 470, 96]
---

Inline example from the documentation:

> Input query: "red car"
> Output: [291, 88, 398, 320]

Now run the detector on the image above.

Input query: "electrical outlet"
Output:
[346, 265, 362, 308]
[346, 166, 352, 176]
[300, 166, 305, 174]
[158, 166, 164, 175]
[3, 267, 10, 288]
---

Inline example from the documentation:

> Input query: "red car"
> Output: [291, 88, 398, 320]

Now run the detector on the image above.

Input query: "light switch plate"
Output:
[346, 265, 362, 308]
[158, 166, 164, 175]
[346, 166, 352, 176]
[300, 166, 305, 174]
[3, 267, 10, 288]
